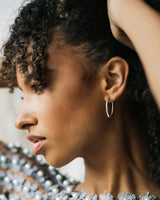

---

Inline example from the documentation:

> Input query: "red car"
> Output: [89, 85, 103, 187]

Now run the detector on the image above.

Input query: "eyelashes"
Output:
[30, 69, 54, 94]
[20, 81, 49, 100]
[31, 82, 49, 94]
[19, 68, 54, 100]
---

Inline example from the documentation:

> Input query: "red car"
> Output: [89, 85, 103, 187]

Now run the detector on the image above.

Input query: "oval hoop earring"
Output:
[106, 97, 114, 118]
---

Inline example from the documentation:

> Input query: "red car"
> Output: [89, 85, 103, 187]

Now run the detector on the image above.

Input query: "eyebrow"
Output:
[17, 68, 56, 90]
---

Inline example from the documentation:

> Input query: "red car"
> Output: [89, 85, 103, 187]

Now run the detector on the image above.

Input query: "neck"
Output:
[76, 99, 160, 198]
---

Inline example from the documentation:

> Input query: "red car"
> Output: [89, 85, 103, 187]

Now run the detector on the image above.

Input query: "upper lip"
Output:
[27, 135, 46, 143]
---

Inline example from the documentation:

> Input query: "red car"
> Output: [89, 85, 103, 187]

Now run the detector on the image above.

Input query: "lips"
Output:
[27, 135, 47, 156]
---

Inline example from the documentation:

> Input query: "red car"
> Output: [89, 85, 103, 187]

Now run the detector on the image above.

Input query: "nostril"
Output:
[22, 123, 34, 129]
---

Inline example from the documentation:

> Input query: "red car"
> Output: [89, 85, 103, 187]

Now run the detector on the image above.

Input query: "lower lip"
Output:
[32, 139, 47, 156]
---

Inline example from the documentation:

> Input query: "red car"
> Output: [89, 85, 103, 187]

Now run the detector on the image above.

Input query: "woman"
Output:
[0, 0, 160, 199]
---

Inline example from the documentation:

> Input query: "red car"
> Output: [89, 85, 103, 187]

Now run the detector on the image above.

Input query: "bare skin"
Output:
[107, 0, 160, 109]
[0, 0, 160, 198]
[15, 44, 160, 198]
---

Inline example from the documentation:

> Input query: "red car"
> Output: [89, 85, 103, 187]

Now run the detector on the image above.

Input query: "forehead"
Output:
[16, 41, 87, 88]
[46, 44, 87, 79]
[26, 40, 81, 68]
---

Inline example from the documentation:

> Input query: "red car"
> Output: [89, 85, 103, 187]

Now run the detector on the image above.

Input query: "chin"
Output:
[44, 152, 72, 168]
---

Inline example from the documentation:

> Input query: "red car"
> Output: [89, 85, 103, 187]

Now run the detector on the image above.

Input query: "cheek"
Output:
[35, 66, 105, 165]
[39, 82, 104, 144]
[35, 82, 96, 166]
[39, 68, 88, 130]
[39, 84, 88, 135]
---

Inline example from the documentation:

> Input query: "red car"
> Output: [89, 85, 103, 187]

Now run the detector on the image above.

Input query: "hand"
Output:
[107, 0, 134, 50]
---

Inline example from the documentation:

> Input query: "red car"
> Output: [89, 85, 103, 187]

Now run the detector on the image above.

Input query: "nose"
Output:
[15, 109, 38, 130]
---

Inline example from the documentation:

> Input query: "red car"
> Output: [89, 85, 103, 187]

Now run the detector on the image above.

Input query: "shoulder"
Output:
[0, 141, 78, 199]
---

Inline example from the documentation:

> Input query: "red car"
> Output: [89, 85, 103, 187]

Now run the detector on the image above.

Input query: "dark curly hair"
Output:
[1, 0, 160, 184]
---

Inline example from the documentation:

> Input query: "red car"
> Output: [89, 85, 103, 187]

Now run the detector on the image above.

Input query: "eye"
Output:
[31, 82, 48, 94]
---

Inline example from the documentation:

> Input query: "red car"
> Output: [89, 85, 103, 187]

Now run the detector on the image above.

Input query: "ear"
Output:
[100, 56, 129, 102]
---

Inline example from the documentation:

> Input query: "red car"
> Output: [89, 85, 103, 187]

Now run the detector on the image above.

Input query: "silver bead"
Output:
[53, 187, 59, 194]
[66, 186, 74, 193]
[48, 165, 54, 171]
[63, 180, 69, 186]
[118, 193, 135, 200]
[15, 142, 21, 148]
[56, 197, 62, 200]
[36, 155, 43, 162]
[69, 177, 75, 182]
[72, 192, 79, 199]
[145, 198, 150, 200]
[12, 158, 18, 165]
[85, 197, 92, 200]
[13, 179, 18, 185]
[35, 195, 42, 200]
[23, 148, 29, 154]
[56, 174, 62, 181]
[45, 180, 52, 187]
[8, 142, 14, 148]
[25, 163, 31, 169]
[4, 177, 11, 183]
[37, 170, 44, 177]
[0, 155, 7, 162]
[23, 186, 30, 192]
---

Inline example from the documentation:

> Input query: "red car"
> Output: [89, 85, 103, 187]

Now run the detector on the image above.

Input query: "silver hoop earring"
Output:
[106, 97, 114, 118]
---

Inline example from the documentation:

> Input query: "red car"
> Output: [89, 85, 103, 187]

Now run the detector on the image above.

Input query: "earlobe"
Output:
[102, 56, 129, 102]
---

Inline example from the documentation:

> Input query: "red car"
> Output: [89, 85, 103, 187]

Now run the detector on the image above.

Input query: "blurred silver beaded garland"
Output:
[0, 142, 158, 200]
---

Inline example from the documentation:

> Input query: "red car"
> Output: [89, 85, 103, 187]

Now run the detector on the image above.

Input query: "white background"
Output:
[0, 0, 84, 181]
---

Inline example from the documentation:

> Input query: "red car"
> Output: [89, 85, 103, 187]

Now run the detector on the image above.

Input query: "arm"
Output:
[108, 0, 160, 109]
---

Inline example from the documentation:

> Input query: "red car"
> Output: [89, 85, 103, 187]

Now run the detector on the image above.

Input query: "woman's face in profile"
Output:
[15, 44, 107, 167]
